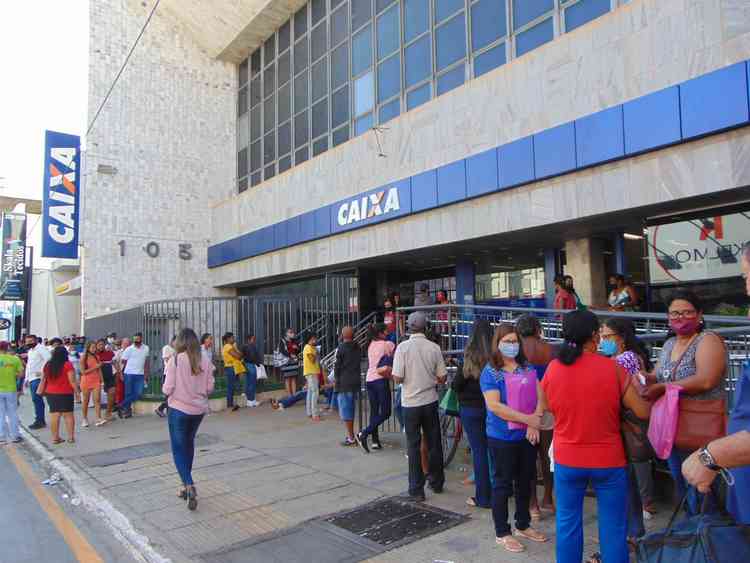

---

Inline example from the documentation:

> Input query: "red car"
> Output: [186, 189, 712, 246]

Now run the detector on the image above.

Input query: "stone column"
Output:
[564, 238, 608, 308]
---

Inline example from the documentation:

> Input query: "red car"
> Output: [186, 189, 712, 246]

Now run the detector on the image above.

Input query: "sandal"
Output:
[186, 486, 197, 511]
[177, 487, 187, 500]
[496, 535, 525, 553]
[67, 438, 75, 444]
[515, 527, 548, 543]
[530, 507, 542, 522]
[52, 437, 64, 444]
[466, 497, 477, 507]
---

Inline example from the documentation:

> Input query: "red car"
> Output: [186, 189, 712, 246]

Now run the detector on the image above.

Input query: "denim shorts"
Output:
[337, 391, 357, 421]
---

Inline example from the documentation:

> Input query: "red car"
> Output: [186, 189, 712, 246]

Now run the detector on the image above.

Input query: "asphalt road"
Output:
[0, 444, 138, 563]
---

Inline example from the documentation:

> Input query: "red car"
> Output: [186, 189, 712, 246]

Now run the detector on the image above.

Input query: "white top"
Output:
[121, 344, 150, 375]
[201, 346, 213, 362]
[392, 333, 446, 408]
[162, 344, 176, 375]
[26, 343, 52, 382]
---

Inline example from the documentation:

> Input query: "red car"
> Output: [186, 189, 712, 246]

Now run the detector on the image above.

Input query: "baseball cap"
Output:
[407, 311, 427, 331]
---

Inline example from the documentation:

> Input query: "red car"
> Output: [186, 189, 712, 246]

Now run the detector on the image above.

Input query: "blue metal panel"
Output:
[466, 148, 499, 197]
[411, 169, 438, 212]
[680, 62, 749, 140]
[623, 86, 681, 155]
[287, 215, 302, 246]
[207, 244, 221, 268]
[315, 206, 331, 238]
[436, 160, 467, 205]
[330, 179, 412, 233]
[273, 220, 288, 249]
[498, 136, 535, 188]
[533, 122, 577, 179]
[300, 211, 316, 241]
[258, 226, 274, 254]
[575, 105, 624, 167]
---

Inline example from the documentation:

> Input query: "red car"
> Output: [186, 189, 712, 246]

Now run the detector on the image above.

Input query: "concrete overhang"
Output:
[161, 0, 308, 64]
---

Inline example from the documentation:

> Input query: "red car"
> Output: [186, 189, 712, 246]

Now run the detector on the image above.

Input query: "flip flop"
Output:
[52, 438, 64, 444]
[496, 536, 525, 553]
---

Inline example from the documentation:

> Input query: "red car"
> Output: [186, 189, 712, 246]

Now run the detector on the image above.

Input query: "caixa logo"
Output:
[336, 187, 400, 227]
[47, 146, 78, 244]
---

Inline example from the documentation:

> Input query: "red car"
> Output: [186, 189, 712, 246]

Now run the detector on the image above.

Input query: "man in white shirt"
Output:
[24, 334, 52, 429]
[392, 312, 447, 501]
[116, 332, 150, 419]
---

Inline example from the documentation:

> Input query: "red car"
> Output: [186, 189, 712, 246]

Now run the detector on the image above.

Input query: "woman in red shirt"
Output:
[42, 346, 79, 444]
[553, 275, 577, 311]
[540, 311, 649, 563]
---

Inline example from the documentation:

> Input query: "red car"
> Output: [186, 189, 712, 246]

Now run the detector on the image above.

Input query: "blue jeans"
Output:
[627, 463, 645, 538]
[224, 367, 237, 407]
[280, 389, 306, 408]
[459, 406, 492, 508]
[555, 464, 628, 563]
[29, 379, 46, 425]
[362, 379, 391, 443]
[0, 392, 20, 440]
[120, 373, 145, 412]
[167, 407, 204, 486]
[244, 363, 257, 402]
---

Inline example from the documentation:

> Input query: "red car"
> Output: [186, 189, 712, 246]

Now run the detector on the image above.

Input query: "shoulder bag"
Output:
[619, 368, 654, 463]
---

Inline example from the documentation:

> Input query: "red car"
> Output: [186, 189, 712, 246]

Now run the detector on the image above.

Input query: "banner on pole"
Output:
[42, 130, 81, 259]
[0, 213, 27, 301]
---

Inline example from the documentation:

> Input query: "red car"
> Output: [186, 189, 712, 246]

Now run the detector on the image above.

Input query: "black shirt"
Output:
[451, 364, 485, 410]
[334, 341, 361, 393]
[242, 343, 263, 365]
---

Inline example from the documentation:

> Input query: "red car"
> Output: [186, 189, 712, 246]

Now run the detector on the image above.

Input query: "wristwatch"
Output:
[698, 446, 722, 472]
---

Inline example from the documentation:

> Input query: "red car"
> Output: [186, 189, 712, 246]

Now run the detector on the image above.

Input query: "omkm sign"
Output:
[42, 130, 81, 259]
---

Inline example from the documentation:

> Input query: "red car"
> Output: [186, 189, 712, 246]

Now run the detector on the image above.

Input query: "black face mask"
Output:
[134, 340, 142, 346]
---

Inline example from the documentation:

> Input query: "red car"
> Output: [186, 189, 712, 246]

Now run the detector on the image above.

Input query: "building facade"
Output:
[83, 0, 750, 324]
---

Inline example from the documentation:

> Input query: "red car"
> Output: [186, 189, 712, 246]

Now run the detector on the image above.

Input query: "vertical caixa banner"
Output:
[0, 213, 27, 301]
[42, 130, 81, 259]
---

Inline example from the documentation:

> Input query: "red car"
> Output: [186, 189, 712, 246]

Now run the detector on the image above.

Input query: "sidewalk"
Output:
[17, 395, 671, 563]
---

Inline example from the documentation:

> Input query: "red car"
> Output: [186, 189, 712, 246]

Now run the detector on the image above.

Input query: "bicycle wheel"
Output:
[441, 413, 462, 468]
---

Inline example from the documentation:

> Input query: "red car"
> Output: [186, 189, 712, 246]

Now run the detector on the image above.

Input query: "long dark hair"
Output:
[368, 322, 387, 349]
[558, 310, 599, 365]
[603, 317, 653, 371]
[46, 346, 70, 378]
[463, 320, 493, 379]
[490, 323, 527, 369]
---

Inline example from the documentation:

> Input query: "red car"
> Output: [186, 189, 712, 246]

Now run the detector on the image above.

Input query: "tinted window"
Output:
[313, 136, 328, 156]
[264, 163, 275, 180]
[407, 82, 431, 110]
[238, 113, 248, 147]
[238, 86, 248, 116]
[474, 42, 506, 77]
[277, 51, 291, 86]
[352, 0, 372, 31]
[331, 43, 349, 89]
[376, 0, 395, 14]
[311, 23, 327, 62]
[251, 106, 261, 141]
[263, 131, 275, 164]
[405, 34, 431, 88]
[312, 0, 326, 25]
[264, 97, 275, 133]
[295, 145, 309, 164]
[264, 35, 276, 63]
[238, 177, 248, 192]
[355, 112, 373, 135]
[515, 17, 553, 56]
[354, 71, 374, 115]
[279, 21, 291, 52]
[435, 0, 463, 24]
[436, 13, 466, 71]
[437, 63, 464, 95]
[239, 59, 248, 85]
[312, 98, 328, 138]
[278, 83, 291, 123]
[311, 59, 327, 102]
[250, 140, 261, 171]
[251, 171, 262, 186]
[471, 0, 507, 52]
[251, 49, 261, 76]
[295, 111, 309, 147]
[331, 6, 349, 46]
[333, 125, 350, 146]
[379, 98, 400, 123]
[278, 154, 292, 174]
[238, 147, 248, 177]
[251, 77, 261, 106]
[332, 86, 350, 127]
[377, 54, 400, 102]
[294, 38, 308, 74]
[263, 64, 275, 98]
[565, 0, 610, 32]
[513, 0, 553, 30]
[377, 5, 400, 60]
[352, 26, 372, 76]
[278, 121, 292, 156]
[294, 71, 308, 111]
[294, 6, 307, 37]
[404, 0, 429, 43]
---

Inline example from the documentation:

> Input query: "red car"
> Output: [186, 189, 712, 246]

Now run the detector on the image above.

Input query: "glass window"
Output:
[264, 35, 276, 64]
[278, 121, 292, 156]
[264, 97, 275, 133]
[311, 58, 327, 102]
[437, 63, 464, 95]
[250, 140, 261, 171]
[311, 23, 327, 62]
[294, 6, 307, 37]
[377, 54, 400, 102]
[404, 0, 429, 43]
[278, 83, 291, 123]
[435, 0, 463, 24]
[238, 86, 248, 116]
[354, 71, 374, 115]
[264, 131, 275, 163]
[513, 0, 553, 30]
[377, 5, 400, 60]
[295, 145, 309, 164]
[239, 59, 248, 85]
[279, 154, 292, 174]
[471, 0, 507, 52]
[377, 0, 396, 14]
[332, 86, 350, 127]
[379, 98, 400, 123]
[238, 177, 248, 192]
[251, 49, 261, 76]
[474, 42, 506, 77]
[278, 51, 291, 86]
[312, 0, 326, 25]
[313, 137, 329, 156]
[279, 21, 291, 52]
[331, 5, 348, 46]
[405, 34, 431, 88]
[436, 13, 466, 71]
[565, 0, 610, 32]
[251, 106, 261, 141]
[251, 77, 261, 106]
[407, 82, 431, 109]
[295, 111, 309, 148]
[331, 0, 346, 8]
[352, 25, 372, 76]
[331, 43, 349, 89]
[238, 113, 248, 147]
[352, 0, 372, 31]
[355, 112, 373, 135]
[294, 38, 308, 74]
[263, 64, 275, 98]
[312, 98, 328, 138]
[294, 70, 308, 111]
[264, 164, 275, 180]
[515, 17, 553, 56]
[251, 171, 262, 186]
[238, 147, 248, 177]
[333, 125, 349, 147]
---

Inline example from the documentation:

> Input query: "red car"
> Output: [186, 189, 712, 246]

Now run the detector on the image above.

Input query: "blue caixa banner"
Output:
[42, 130, 81, 259]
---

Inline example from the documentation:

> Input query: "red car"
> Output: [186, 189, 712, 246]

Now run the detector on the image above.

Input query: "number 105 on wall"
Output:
[117, 240, 193, 261]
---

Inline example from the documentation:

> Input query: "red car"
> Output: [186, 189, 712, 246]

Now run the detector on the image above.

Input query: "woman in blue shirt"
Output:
[480, 323, 548, 553]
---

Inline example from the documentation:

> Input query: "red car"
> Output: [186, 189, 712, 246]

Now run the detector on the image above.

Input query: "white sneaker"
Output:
[249, 400, 259, 407]
[81, 419, 89, 428]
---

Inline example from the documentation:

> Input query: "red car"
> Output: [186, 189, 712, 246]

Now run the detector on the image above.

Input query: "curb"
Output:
[19, 425, 171, 563]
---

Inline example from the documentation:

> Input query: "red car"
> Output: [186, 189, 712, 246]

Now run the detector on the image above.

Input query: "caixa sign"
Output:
[42, 130, 81, 259]
[331, 180, 411, 233]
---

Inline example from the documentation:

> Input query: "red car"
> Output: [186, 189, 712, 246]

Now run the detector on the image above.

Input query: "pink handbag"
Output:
[505, 368, 538, 430]
[647, 383, 681, 459]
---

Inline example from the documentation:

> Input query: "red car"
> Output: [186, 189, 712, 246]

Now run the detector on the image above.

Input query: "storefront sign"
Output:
[647, 212, 750, 284]
[0, 213, 27, 301]
[42, 130, 81, 259]
[331, 180, 412, 234]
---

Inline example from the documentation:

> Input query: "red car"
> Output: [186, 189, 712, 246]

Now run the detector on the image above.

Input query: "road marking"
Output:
[5, 446, 104, 563]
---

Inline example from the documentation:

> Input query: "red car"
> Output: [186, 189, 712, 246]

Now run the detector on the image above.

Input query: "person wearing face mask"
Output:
[382, 297, 397, 343]
[278, 328, 300, 397]
[117, 333, 151, 419]
[480, 323, 547, 553]
[643, 289, 727, 516]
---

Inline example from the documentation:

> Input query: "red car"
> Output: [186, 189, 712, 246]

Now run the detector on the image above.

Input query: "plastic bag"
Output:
[256, 364, 268, 380]
[647, 383, 681, 460]
[505, 368, 538, 430]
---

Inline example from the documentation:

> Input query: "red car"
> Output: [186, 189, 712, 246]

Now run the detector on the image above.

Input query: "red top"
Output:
[553, 288, 576, 310]
[542, 352, 628, 469]
[97, 350, 114, 363]
[44, 361, 75, 395]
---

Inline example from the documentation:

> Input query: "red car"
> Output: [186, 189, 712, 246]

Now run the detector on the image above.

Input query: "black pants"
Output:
[403, 401, 444, 496]
[488, 438, 537, 537]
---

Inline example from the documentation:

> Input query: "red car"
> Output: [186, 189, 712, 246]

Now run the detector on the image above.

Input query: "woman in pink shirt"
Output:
[356, 323, 396, 452]
[162, 328, 215, 511]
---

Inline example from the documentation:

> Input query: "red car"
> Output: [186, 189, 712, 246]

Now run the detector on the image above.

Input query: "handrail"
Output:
[321, 310, 378, 369]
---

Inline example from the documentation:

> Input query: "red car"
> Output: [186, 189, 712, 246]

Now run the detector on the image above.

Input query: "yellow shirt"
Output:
[222, 343, 246, 375]
[303, 344, 320, 376]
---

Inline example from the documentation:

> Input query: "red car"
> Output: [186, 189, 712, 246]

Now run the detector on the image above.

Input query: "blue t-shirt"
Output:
[479, 363, 527, 442]
[531, 363, 548, 381]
